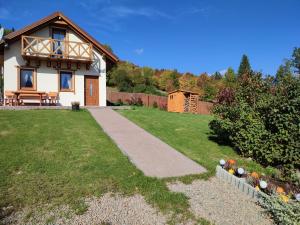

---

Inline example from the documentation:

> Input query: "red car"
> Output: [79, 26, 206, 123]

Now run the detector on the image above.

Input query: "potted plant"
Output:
[71, 101, 80, 111]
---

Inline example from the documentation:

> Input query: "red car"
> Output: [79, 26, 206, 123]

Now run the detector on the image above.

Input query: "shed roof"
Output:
[168, 89, 199, 95]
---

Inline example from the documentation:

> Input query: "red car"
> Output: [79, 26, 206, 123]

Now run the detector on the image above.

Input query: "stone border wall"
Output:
[216, 165, 267, 200]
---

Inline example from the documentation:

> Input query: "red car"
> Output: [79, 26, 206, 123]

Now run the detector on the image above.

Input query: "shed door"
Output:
[84, 76, 99, 106]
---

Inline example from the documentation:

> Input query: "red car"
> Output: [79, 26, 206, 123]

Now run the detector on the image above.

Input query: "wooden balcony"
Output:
[21, 35, 93, 63]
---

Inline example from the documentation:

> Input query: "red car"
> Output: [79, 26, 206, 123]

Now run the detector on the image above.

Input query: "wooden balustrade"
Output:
[21, 35, 93, 61]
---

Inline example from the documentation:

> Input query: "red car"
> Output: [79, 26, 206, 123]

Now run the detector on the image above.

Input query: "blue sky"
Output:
[0, 0, 299, 75]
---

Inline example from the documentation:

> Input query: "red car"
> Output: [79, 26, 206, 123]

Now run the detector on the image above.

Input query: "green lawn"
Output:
[119, 107, 275, 181]
[0, 110, 198, 223]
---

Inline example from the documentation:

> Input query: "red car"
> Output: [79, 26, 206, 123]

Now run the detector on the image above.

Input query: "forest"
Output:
[107, 48, 287, 102]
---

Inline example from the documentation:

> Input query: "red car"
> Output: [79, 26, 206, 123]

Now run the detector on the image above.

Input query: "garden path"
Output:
[88, 107, 206, 178]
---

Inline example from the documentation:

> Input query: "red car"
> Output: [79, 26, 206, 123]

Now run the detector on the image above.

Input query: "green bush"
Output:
[209, 71, 300, 180]
[116, 99, 123, 106]
[258, 194, 300, 225]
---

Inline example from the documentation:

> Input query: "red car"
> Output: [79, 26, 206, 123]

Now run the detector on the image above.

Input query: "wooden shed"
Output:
[167, 90, 199, 113]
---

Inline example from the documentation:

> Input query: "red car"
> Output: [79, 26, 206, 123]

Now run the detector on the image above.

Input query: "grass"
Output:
[119, 107, 275, 182]
[0, 109, 200, 223]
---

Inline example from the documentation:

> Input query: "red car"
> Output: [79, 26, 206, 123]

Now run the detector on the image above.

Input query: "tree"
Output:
[225, 67, 236, 88]
[158, 70, 179, 91]
[102, 44, 113, 53]
[0, 24, 14, 36]
[291, 47, 300, 74]
[238, 54, 251, 77]
[224, 67, 236, 84]
[211, 71, 223, 80]
[196, 73, 210, 89]
[275, 60, 293, 83]
[179, 73, 197, 91]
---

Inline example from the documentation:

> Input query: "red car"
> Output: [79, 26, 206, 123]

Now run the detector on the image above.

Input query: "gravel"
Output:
[2, 178, 275, 225]
[168, 177, 274, 225]
[2, 193, 167, 225]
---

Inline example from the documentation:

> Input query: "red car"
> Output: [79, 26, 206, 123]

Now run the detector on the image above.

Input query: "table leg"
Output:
[15, 94, 19, 106]
[39, 94, 42, 106]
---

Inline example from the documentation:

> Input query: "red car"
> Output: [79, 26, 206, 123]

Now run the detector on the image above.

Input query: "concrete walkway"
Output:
[88, 108, 206, 178]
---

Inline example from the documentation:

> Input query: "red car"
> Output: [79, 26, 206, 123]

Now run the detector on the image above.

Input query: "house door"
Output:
[84, 76, 99, 106]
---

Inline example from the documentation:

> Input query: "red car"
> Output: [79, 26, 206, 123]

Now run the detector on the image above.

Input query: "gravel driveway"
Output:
[168, 177, 274, 225]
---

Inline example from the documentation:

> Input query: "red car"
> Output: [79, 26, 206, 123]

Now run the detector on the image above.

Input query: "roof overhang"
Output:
[2, 11, 118, 63]
[168, 89, 199, 95]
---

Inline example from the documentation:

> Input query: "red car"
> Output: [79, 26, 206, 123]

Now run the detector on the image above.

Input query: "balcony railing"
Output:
[21, 35, 93, 61]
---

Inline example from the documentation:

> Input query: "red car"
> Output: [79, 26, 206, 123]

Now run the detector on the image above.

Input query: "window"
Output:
[59, 71, 73, 91]
[52, 28, 66, 55]
[19, 68, 35, 90]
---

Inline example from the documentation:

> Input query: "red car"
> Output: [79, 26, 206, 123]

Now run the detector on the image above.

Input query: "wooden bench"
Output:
[4, 91, 17, 106]
[19, 93, 48, 105]
[13, 91, 47, 106]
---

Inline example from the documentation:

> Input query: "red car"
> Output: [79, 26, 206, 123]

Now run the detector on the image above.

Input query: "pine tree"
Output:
[211, 71, 222, 80]
[238, 54, 251, 77]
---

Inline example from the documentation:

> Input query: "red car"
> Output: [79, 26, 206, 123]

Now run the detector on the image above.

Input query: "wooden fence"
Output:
[106, 90, 213, 115]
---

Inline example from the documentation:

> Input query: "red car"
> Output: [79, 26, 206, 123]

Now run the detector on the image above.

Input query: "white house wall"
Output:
[3, 26, 107, 106]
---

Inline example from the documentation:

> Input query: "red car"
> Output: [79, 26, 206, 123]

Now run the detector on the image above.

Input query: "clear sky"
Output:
[0, 0, 299, 75]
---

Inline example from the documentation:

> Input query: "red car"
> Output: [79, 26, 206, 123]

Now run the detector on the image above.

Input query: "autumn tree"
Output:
[179, 73, 197, 91]
[196, 73, 210, 89]
[158, 70, 180, 92]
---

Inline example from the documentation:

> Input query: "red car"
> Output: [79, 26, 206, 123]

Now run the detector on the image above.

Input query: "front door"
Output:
[84, 76, 99, 106]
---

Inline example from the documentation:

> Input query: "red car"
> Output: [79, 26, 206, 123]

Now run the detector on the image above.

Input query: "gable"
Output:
[2, 11, 118, 63]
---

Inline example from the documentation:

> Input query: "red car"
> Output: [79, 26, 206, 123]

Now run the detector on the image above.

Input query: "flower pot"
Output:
[72, 104, 80, 111]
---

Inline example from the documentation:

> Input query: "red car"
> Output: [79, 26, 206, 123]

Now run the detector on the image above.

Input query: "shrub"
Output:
[116, 99, 123, 106]
[258, 194, 300, 225]
[158, 102, 167, 111]
[209, 71, 300, 180]
[127, 96, 143, 106]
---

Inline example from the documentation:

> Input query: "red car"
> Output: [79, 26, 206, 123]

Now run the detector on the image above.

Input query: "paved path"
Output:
[88, 108, 206, 178]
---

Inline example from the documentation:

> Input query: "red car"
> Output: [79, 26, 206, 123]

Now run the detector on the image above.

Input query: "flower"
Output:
[255, 186, 260, 191]
[276, 187, 285, 194]
[228, 159, 236, 165]
[228, 169, 235, 174]
[279, 194, 289, 203]
[251, 172, 259, 179]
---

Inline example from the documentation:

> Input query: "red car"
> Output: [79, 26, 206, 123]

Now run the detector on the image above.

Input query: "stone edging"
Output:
[216, 165, 268, 200]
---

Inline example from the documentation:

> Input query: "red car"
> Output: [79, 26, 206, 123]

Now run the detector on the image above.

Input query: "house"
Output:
[0, 12, 118, 106]
[167, 90, 199, 113]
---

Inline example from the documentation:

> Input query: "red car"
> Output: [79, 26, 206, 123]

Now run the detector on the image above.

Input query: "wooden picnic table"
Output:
[12, 91, 46, 106]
